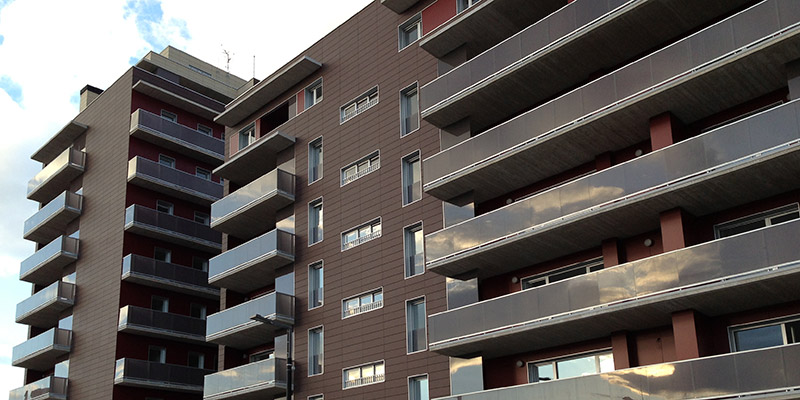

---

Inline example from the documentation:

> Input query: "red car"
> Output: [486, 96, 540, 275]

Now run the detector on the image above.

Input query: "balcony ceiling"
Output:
[31, 121, 88, 164]
[213, 130, 295, 186]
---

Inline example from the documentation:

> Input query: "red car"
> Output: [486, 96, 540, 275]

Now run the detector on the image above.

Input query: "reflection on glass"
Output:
[529, 351, 614, 383]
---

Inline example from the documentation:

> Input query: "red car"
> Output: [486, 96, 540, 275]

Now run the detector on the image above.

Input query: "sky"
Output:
[0, 0, 372, 394]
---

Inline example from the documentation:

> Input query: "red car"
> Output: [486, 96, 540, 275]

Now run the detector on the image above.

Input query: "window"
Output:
[309, 326, 324, 376]
[250, 350, 274, 362]
[341, 218, 381, 251]
[151, 296, 169, 312]
[714, 204, 800, 239]
[406, 298, 426, 353]
[197, 124, 212, 136]
[404, 223, 425, 278]
[400, 83, 420, 136]
[156, 200, 174, 214]
[343, 361, 385, 389]
[309, 261, 324, 309]
[341, 151, 380, 186]
[399, 14, 421, 50]
[528, 351, 614, 383]
[196, 167, 212, 180]
[730, 316, 800, 351]
[153, 247, 171, 263]
[340, 86, 378, 123]
[158, 154, 176, 168]
[160, 110, 177, 122]
[457, 0, 481, 12]
[343, 288, 383, 318]
[148, 346, 166, 364]
[188, 352, 205, 368]
[306, 79, 323, 108]
[239, 124, 256, 150]
[408, 375, 429, 400]
[194, 211, 210, 225]
[192, 256, 209, 271]
[402, 151, 422, 205]
[190, 303, 206, 320]
[521, 258, 604, 289]
[309, 137, 323, 184]
[309, 395, 324, 400]
[309, 198, 324, 245]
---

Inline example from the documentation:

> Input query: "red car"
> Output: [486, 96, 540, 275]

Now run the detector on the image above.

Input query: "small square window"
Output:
[190, 303, 206, 320]
[188, 351, 205, 368]
[192, 256, 209, 272]
[196, 167, 212, 180]
[194, 211, 210, 225]
[151, 296, 169, 312]
[160, 110, 178, 122]
[156, 200, 174, 215]
[158, 154, 176, 168]
[197, 124, 213, 136]
[399, 14, 421, 50]
[148, 346, 166, 363]
[154, 247, 171, 263]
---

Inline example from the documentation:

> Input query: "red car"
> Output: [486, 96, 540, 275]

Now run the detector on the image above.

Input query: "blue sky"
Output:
[0, 0, 372, 394]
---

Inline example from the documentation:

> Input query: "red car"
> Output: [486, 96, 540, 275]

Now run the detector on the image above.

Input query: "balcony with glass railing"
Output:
[206, 292, 294, 350]
[203, 357, 287, 400]
[121, 254, 218, 299]
[23, 191, 82, 244]
[118, 305, 207, 343]
[210, 169, 295, 239]
[11, 328, 71, 371]
[426, 99, 800, 279]
[114, 358, 210, 393]
[127, 156, 223, 205]
[124, 205, 221, 253]
[16, 281, 75, 328]
[9, 375, 68, 400]
[208, 229, 294, 293]
[27, 147, 85, 204]
[130, 109, 225, 165]
[20, 236, 78, 286]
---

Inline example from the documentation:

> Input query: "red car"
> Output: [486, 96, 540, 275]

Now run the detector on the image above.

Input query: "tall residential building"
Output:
[11, 47, 247, 399]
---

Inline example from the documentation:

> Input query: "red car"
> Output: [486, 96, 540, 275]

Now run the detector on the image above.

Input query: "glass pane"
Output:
[550, 265, 588, 283]
[361, 365, 374, 377]
[734, 324, 784, 351]
[533, 363, 554, 382]
[375, 363, 385, 375]
[770, 211, 800, 225]
[345, 298, 359, 310]
[598, 353, 615, 373]
[373, 291, 383, 303]
[347, 368, 361, 381]
[522, 278, 546, 289]
[360, 294, 373, 304]
[556, 355, 598, 379]
[786, 321, 800, 344]
[718, 220, 767, 238]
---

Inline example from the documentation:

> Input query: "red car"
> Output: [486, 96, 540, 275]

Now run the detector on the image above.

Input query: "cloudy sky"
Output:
[0, 0, 372, 393]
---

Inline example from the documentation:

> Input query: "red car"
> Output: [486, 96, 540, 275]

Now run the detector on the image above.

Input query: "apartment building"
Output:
[11, 47, 247, 399]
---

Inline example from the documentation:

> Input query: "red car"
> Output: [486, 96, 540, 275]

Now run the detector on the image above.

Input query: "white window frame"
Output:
[308, 136, 323, 185]
[308, 197, 324, 246]
[342, 360, 386, 389]
[194, 211, 210, 225]
[197, 123, 213, 136]
[405, 296, 427, 354]
[153, 247, 171, 263]
[308, 260, 324, 310]
[187, 351, 205, 368]
[342, 287, 384, 319]
[400, 82, 420, 136]
[160, 109, 178, 122]
[341, 218, 382, 251]
[402, 150, 422, 206]
[308, 325, 324, 376]
[192, 256, 209, 272]
[151, 295, 169, 312]
[158, 154, 176, 168]
[457, 0, 481, 13]
[520, 257, 604, 290]
[714, 203, 800, 239]
[340, 86, 379, 124]
[404, 221, 425, 279]
[305, 78, 323, 109]
[728, 314, 800, 352]
[527, 349, 614, 383]
[398, 14, 421, 51]
[341, 150, 380, 186]
[148, 345, 167, 364]
[238, 123, 256, 151]
[408, 374, 429, 400]
[196, 167, 212, 180]
[156, 200, 174, 215]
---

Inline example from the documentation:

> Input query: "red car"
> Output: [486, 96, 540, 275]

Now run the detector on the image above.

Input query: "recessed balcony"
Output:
[213, 130, 295, 186]
[11, 328, 71, 371]
[124, 205, 221, 253]
[23, 191, 82, 244]
[20, 236, 78, 286]
[210, 169, 295, 239]
[27, 147, 85, 204]
[431, 343, 800, 400]
[203, 358, 287, 400]
[206, 292, 294, 350]
[118, 305, 207, 343]
[121, 254, 218, 299]
[127, 156, 223, 206]
[114, 358, 210, 393]
[130, 109, 225, 165]
[16, 281, 75, 329]
[428, 219, 800, 358]
[426, 95, 800, 279]
[9, 376, 68, 400]
[208, 229, 295, 293]
[423, 0, 800, 203]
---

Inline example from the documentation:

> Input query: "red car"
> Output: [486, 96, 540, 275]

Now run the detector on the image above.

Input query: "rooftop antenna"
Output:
[221, 46, 233, 72]
[253, 55, 256, 79]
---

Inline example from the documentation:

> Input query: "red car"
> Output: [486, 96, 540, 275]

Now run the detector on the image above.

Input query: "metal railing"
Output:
[16, 281, 75, 323]
[12, 328, 71, 366]
[128, 156, 223, 200]
[23, 190, 82, 240]
[130, 109, 224, 157]
[203, 357, 287, 399]
[119, 305, 206, 338]
[9, 376, 68, 400]
[20, 236, 78, 283]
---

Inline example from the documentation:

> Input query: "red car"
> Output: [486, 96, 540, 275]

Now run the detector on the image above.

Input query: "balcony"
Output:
[132, 67, 225, 120]
[421, 0, 754, 131]
[114, 358, 209, 393]
[16, 281, 75, 328]
[214, 130, 295, 186]
[118, 305, 207, 343]
[27, 147, 85, 204]
[208, 229, 295, 293]
[203, 358, 287, 400]
[423, 0, 800, 203]
[23, 191, 82, 244]
[426, 99, 800, 278]
[9, 376, 68, 400]
[121, 254, 218, 299]
[11, 328, 71, 371]
[31, 119, 87, 164]
[432, 343, 800, 400]
[428, 219, 800, 358]
[206, 292, 294, 350]
[124, 205, 221, 253]
[127, 156, 223, 206]
[380, 0, 418, 14]
[210, 169, 295, 239]
[20, 236, 78, 286]
[130, 109, 225, 165]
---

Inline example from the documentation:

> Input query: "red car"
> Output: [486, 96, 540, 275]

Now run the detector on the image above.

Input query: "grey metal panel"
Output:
[688, 20, 735, 66]
[493, 36, 522, 72]
[536, 281, 570, 318]
[650, 39, 692, 85]
[613, 55, 652, 100]
[547, 4, 577, 46]
[732, 0, 780, 48]
[662, 136, 706, 181]
[553, 89, 583, 128]
[702, 118, 752, 165]
[567, 273, 599, 310]
[691, 354, 739, 396]
[581, 74, 616, 116]
[646, 358, 694, 399]
[764, 221, 800, 266]
[782, 343, 800, 387]
[596, 263, 635, 304]
[734, 346, 787, 392]
[716, 230, 768, 276]
[749, 101, 800, 146]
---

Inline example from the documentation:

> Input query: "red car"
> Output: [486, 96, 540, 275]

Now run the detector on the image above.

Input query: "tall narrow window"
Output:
[309, 137, 323, 183]
[404, 223, 424, 278]
[409, 375, 429, 400]
[309, 326, 324, 376]
[148, 346, 166, 363]
[402, 151, 422, 205]
[239, 124, 256, 150]
[400, 83, 419, 136]
[399, 14, 421, 50]
[309, 261, 324, 309]
[309, 198, 324, 245]
[306, 79, 323, 108]
[406, 297, 426, 353]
